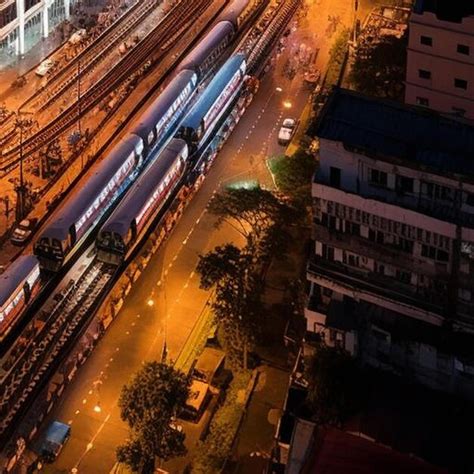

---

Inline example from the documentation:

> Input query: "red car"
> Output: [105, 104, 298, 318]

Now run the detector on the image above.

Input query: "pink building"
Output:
[405, 1, 474, 119]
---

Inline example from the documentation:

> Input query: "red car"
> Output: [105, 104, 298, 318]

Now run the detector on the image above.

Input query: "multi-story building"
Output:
[405, 1, 474, 119]
[307, 87, 474, 396]
[0, 0, 72, 57]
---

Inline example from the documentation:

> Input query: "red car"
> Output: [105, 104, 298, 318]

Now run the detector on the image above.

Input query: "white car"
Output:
[11, 218, 37, 245]
[278, 118, 296, 146]
[35, 59, 55, 77]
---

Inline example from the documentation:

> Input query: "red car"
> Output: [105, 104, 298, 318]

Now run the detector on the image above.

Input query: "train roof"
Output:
[219, 0, 250, 24]
[0, 256, 39, 307]
[100, 139, 188, 238]
[181, 54, 246, 131]
[178, 21, 234, 74]
[38, 135, 142, 242]
[132, 70, 198, 141]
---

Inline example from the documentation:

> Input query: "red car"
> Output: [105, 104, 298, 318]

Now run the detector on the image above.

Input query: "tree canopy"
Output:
[305, 342, 365, 426]
[349, 32, 408, 101]
[197, 244, 262, 368]
[269, 149, 316, 207]
[207, 186, 291, 245]
[117, 362, 190, 472]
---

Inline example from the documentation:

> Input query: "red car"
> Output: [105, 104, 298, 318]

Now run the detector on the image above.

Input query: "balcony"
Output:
[307, 256, 445, 326]
[313, 172, 474, 231]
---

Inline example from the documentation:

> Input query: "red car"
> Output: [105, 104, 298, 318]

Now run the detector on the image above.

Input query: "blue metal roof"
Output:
[38, 135, 142, 242]
[314, 88, 474, 176]
[0, 256, 39, 307]
[132, 70, 197, 142]
[181, 54, 246, 131]
[100, 139, 188, 238]
[414, 0, 474, 21]
[178, 21, 234, 75]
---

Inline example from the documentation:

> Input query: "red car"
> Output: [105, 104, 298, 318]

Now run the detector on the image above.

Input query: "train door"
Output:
[23, 281, 31, 303]
[130, 220, 137, 241]
[69, 224, 77, 248]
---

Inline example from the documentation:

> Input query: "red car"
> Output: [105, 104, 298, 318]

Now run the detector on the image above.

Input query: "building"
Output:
[306, 87, 474, 396]
[405, 0, 474, 119]
[0, 0, 73, 57]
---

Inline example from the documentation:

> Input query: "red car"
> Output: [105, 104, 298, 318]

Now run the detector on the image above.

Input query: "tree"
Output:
[197, 244, 263, 368]
[349, 32, 408, 101]
[117, 362, 190, 472]
[305, 342, 365, 426]
[270, 149, 316, 208]
[207, 186, 291, 248]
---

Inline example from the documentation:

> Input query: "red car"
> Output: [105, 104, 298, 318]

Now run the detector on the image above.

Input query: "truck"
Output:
[40, 421, 71, 461]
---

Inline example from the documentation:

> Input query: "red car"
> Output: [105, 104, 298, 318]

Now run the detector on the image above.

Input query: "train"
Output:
[178, 53, 247, 149]
[0, 256, 41, 343]
[33, 0, 253, 272]
[96, 139, 188, 264]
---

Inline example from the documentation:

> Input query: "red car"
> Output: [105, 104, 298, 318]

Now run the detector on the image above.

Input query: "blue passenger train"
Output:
[0, 256, 41, 342]
[96, 139, 188, 264]
[33, 0, 252, 272]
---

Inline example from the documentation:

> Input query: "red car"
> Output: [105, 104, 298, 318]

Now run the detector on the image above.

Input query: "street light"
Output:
[283, 100, 292, 109]
[93, 403, 101, 413]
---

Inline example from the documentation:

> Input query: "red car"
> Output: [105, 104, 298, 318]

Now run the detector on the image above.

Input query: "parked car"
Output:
[278, 118, 296, 146]
[11, 218, 37, 245]
[35, 59, 56, 77]
[40, 421, 71, 462]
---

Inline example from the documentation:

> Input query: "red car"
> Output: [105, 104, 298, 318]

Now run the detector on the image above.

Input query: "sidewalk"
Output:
[229, 364, 290, 474]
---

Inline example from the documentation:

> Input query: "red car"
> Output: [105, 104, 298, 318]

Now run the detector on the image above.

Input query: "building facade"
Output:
[405, 0, 474, 119]
[0, 0, 72, 57]
[307, 88, 474, 396]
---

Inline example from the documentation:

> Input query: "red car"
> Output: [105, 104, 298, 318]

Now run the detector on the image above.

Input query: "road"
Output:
[38, 0, 355, 471]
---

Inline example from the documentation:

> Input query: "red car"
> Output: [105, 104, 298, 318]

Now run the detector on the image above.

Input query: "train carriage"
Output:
[0, 256, 41, 342]
[179, 54, 246, 148]
[34, 135, 144, 271]
[132, 70, 198, 152]
[97, 139, 189, 264]
[218, 0, 251, 28]
[178, 21, 235, 81]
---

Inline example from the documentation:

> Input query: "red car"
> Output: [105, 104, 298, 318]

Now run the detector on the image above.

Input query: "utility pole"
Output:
[15, 113, 29, 222]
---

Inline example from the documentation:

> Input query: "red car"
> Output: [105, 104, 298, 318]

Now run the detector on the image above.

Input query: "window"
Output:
[422, 245, 449, 262]
[396, 269, 411, 284]
[420, 35, 432, 46]
[422, 182, 454, 201]
[454, 78, 468, 90]
[329, 167, 341, 188]
[396, 237, 414, 254]
[345, 222, 360, 236]
[466, 193, 474, 206]
[452, 107, 466, 117]
[418, 69, 431, 80]
[416, 97, 429, 106]
[457, 44, 470, 55]
[396, 175, 414, 194]
[369, 229, 384, 244]
[369, 168, 388, 187]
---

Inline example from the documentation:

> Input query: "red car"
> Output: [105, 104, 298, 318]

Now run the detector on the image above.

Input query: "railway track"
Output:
[0, 0, 212, 173]
[0, 260, 115, 443]
[22, 0, 160, 113]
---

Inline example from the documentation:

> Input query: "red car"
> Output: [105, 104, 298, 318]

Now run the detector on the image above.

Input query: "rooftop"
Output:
[414, 0, 474, 22]
[302, 427, 447, 474]
[312, 88, 474, 178]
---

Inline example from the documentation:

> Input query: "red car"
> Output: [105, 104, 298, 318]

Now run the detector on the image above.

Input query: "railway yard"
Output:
[0, 0, 321, 470]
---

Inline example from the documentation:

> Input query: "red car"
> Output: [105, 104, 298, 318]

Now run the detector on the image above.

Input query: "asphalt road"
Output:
[40, 1, 348, 470]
